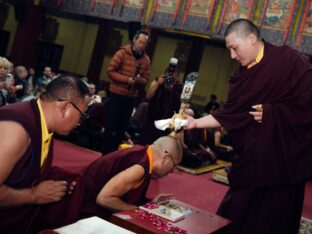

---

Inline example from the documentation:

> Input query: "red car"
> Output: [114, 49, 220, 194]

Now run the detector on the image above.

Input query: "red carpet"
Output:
[53, 140, 101, 172]
[52, 140, 312, 219]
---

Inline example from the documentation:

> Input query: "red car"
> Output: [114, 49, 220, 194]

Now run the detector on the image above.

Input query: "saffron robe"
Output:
[0, 100, 84, 234]
[212, 41, 312, 233]
[80, 145, 151, 220]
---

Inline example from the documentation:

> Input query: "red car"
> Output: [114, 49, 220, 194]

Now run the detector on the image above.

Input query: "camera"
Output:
[164, 58, 178, 86]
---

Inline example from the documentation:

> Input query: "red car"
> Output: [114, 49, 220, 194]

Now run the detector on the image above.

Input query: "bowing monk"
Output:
[184, 19, 312, 233]
[0, 76, 90, 233]
[80, 135, 183, 220]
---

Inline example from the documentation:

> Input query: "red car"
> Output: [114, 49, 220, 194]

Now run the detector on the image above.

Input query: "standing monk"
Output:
[184, 19, 312, 233]
[0, 76, 90, 233]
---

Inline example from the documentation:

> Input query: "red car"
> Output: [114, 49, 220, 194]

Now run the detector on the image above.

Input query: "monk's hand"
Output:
[183, 114, 196, 130]
[152, 194, 175, 205]
[249, 104, 263, 123]
[32, 180, 69, 204]
[67, 181, 77, 195]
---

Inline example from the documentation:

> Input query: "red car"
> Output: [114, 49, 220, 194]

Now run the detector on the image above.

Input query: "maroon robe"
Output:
[139, 80, 183, 145]
[0, 100, 84, 234]
[80, 145, 151, 220]
[212, 41, 312, 233]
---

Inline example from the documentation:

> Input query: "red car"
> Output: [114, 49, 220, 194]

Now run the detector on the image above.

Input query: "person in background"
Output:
[36, 66, 53, 87]
[184, 19, 312, 233]
[27, 67, 37, 93]
[139, 59, 183, 145]
[88, 82, 102, 106]
[204, 94, 220, 114]
[103, 30, 150, 154]
[13, 66, 28, 101]
[0, 57, 10, 106]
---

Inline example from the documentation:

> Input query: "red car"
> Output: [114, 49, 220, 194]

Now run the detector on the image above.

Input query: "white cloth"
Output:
[154, 118, 188, 131]
[54, 216, 134, 234]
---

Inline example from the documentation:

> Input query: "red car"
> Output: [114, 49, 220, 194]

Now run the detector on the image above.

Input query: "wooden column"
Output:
[145, 28, 159, 62]
[87, 19, 111, 84]
[184, 37, 205, 78]
[10, 4, 46, 67]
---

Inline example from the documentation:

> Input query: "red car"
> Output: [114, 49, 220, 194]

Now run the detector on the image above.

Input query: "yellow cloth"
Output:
[247, 44, 264, 69]
[146, 145, 153, 174]
[37, 99, 53, 167]
[133, 145, 153, 189]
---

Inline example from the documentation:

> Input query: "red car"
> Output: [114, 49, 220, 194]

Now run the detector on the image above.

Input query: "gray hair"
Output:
[154, 135, 183, 163]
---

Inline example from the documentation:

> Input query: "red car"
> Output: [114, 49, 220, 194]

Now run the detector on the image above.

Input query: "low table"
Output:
[111, 200, 231, 234]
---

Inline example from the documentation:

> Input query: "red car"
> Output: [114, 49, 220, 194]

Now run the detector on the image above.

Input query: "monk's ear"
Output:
[247, 33, 257, 45]
[56, 100, 69, 118]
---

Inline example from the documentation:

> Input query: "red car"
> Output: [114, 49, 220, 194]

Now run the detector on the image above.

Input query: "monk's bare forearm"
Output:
[0, 185, 34, 207]
[194, 115, 221, 128]
[96, 196, 138, 212]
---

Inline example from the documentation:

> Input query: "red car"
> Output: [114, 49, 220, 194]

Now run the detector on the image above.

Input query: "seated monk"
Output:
[80, 135, 183, 220]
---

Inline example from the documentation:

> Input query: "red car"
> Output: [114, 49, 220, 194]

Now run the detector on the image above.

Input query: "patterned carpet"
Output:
[300, 217, 312, 234]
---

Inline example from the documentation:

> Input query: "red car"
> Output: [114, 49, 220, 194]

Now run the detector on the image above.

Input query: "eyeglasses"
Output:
[58, 99, 89, 120]
[165, 150, 177, 169]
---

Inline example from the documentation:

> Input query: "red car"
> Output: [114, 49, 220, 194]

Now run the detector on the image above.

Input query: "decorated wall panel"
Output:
[258, 0, 299, 45]
[294, 0, 312, 54]
[38, 0, 312, 55]
[215, 0, 257, 38]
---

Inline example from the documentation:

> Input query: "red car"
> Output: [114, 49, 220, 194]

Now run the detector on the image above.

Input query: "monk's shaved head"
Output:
[153, 136, 183, 163]
[224, 18, 260, 40]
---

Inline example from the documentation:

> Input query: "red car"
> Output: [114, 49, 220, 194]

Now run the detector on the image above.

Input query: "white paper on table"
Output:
[54, 216, 135, 234]
[154, 118, 188, 131]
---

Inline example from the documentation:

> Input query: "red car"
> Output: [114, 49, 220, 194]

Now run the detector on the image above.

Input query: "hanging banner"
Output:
[259, 0, 298, 45]
[119, 0, 147, 20]
[295, 0, 312, 45]
[217, 0, 255, 35]
[294, 0, 312, 54]
[146, 0, 184, 29]
[149, 0, 182, 25]
[91, 0, 115, 14]
[182, 0, 216, 29]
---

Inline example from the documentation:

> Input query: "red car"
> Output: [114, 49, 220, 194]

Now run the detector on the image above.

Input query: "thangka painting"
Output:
[179, 0, 216, 34]
[223, 0, 254, 23]
[95, 0, 112, 3]
[155, 0, 180, 13]
[186, 0, 215, 17]
[148, 0, 183, 29]
[119, 0, 147, 21]
[124, 0, 145, 8]
[259, 0, 299, 45]
[294, 0, 312, 54]
[85, 0, 122, 19]
[216, 0, 256, 36]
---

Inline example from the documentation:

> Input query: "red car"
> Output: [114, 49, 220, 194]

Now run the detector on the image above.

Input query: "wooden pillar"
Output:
[184, 37, 205, 78]
[145, 28, 159, 62]
[10, 4, 46, 67]
[87, 19, 111, 84]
